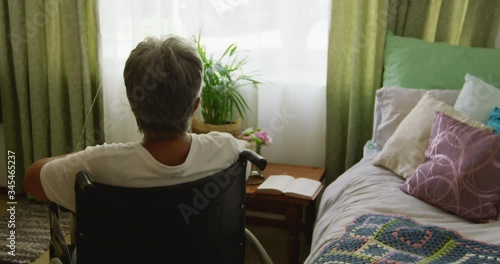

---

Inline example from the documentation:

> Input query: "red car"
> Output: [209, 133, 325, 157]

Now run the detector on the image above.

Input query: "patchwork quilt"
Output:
[313, 214, 500, 264]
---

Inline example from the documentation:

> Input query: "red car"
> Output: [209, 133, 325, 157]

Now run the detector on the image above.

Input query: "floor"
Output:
[1, 193, 311, 264]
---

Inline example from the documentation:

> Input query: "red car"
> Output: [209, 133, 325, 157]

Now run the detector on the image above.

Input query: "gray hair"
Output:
[123, 35, 203, 138]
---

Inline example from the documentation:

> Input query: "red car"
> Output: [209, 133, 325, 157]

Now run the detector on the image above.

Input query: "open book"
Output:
[256, 175, 323, 200]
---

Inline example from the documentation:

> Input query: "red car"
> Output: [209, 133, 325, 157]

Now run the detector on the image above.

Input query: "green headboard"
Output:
[383, 33, 500, 90]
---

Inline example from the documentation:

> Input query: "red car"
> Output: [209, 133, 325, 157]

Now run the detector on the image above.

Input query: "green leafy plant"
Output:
[196, 35, 260, 125]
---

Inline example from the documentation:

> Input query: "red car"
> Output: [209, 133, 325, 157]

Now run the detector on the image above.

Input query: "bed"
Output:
[305, 34, 500, 263]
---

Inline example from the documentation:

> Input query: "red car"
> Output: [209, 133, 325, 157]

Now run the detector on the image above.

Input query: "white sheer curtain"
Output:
[99, 0, 330, 167]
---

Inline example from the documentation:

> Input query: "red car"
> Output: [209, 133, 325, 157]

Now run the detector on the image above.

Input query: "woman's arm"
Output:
[24, 154, 70, 202]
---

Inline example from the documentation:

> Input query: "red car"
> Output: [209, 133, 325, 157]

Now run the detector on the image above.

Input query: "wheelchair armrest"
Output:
[239, 150, 267, 171]
[76, 171, 95, 191]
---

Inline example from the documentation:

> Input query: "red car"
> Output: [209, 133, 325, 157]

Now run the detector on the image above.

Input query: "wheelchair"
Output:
[49, 150, 272, 264]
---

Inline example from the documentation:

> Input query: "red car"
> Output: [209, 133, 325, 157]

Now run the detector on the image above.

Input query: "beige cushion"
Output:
[372, 92, 492, 179]
[372, 87, 460, 151]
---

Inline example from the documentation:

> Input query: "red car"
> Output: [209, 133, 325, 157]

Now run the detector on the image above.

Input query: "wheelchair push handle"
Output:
[239, 150, 267, 171]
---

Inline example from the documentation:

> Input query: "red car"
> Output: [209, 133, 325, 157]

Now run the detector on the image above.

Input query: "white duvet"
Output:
[305, 156, 500, 263]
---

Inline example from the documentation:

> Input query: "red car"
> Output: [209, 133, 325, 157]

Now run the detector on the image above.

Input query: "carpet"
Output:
[0, 201, 71, 264]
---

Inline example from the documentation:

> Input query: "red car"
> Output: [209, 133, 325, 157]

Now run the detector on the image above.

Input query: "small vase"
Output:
[248, 145, 265, 185]
[255, 144, 262, 156]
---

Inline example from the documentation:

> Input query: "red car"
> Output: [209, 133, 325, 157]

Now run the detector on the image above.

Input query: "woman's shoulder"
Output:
[191, 132, 243, 150]
[193, 131, 234, 141]
[82, 141, 142, 157]
[85, 141, 140, 150]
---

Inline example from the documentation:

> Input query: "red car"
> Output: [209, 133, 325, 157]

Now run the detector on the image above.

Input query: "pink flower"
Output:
[254, 131, 267, 140]
[237, 127, 272, 147]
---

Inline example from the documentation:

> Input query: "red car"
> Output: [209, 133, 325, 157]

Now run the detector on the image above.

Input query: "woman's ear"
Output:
[193, 97, 200, 113]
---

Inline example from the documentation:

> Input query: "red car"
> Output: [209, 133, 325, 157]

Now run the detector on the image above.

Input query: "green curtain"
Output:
[325, 0, 500, 184]
[0, 0, 103, 192]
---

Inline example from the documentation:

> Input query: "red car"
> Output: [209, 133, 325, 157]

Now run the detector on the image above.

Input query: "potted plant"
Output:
[191, 35, 261, 136]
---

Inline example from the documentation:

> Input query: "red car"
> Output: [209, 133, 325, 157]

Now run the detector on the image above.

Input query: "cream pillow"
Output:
[454, 73, 500, 123]
[372, 92, 492, 179]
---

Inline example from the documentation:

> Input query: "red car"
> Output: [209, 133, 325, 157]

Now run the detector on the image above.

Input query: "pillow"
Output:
[454, 73, 500, 123]
[401, 112, 500, 223]
[488, 107, 500, 134]
[372, 87, 460, 151]
[383, 33, 500, 89]
[372, 92, 492, 179]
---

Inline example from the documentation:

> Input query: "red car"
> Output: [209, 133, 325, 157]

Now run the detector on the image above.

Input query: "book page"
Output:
[257, 175, 295, 193]
[284, 178, 322, 199]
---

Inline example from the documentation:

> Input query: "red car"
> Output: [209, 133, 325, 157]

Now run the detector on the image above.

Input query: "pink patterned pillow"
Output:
[401, 112, 500, 223]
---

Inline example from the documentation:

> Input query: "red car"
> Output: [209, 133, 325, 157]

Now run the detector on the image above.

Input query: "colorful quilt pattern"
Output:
[313, 214, 500, 264]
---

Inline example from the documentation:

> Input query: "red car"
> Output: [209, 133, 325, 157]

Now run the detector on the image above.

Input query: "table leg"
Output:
[305, 201, 316, 245]
[285, 205, 302, 264]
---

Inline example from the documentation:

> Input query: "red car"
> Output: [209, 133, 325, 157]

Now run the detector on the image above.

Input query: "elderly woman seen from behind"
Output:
[24, 35, 244, 212]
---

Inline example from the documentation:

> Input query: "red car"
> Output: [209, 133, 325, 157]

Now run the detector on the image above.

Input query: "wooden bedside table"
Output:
[246, 162, 326, 264]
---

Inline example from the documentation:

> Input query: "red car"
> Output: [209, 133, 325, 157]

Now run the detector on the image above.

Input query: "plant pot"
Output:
[191, 117, 242, 136]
